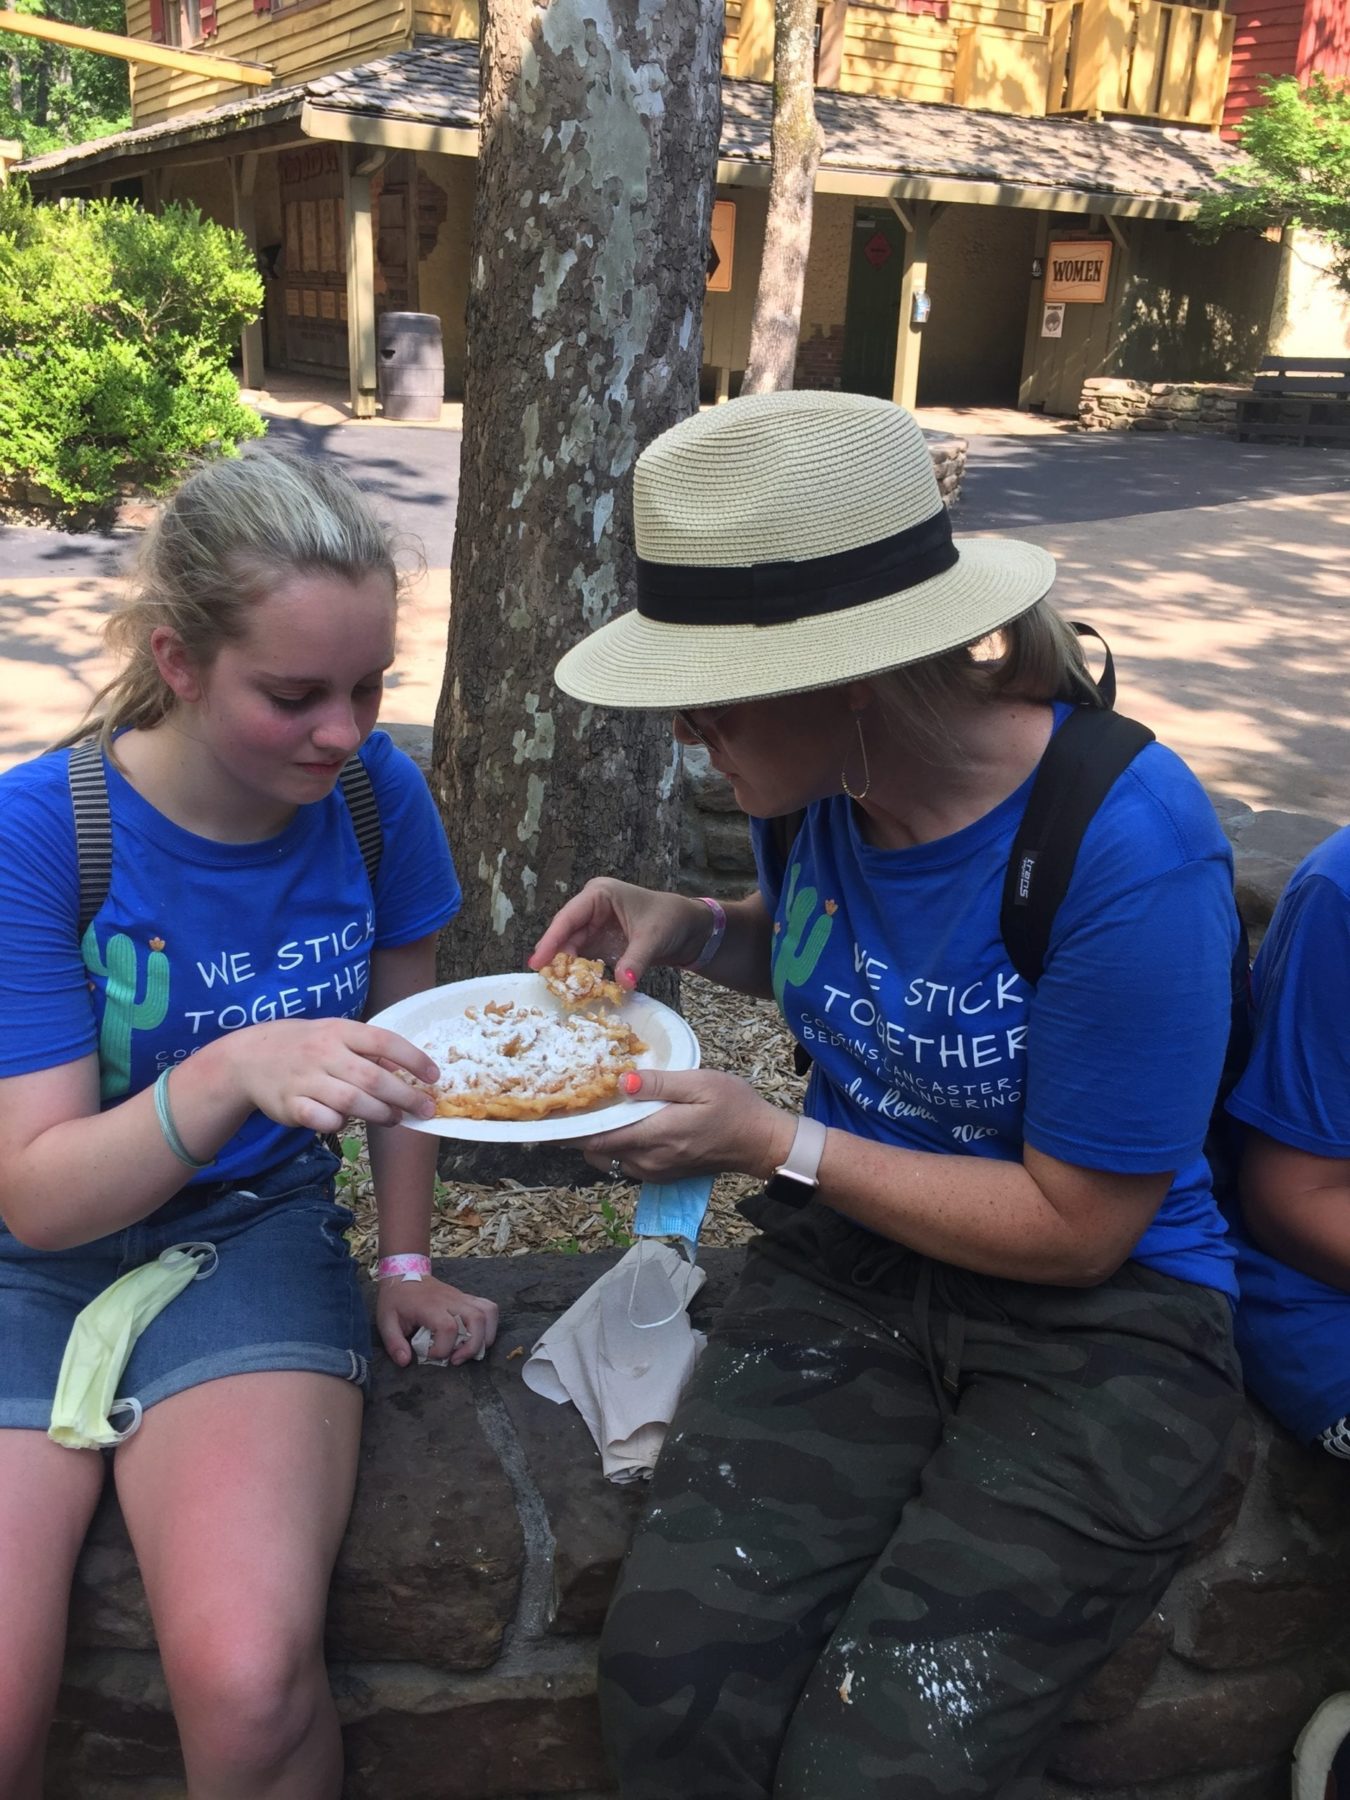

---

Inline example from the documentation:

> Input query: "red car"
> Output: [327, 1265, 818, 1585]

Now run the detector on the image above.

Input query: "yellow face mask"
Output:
[48, 1242, 217, 1450]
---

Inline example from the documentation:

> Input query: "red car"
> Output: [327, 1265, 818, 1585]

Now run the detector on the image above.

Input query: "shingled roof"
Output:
[21, 32, 1240, 209]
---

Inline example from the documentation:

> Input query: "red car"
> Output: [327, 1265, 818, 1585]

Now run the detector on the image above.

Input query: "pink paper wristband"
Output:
[682, 896, 727, 972]
[377, 1254, 432, 1283]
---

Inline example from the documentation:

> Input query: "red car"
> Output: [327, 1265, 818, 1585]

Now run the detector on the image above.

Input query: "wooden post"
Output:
[343, 146, 384, 419]
[890, 198, 931, 414]
[1018, 211, 1051, 409]
[230, 152, 265, 393]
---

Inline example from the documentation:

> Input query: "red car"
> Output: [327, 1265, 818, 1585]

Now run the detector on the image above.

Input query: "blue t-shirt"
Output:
[1224, 826, 1350, 1439]
[0, 729, 460, 1187]
[752, 705, 1239, 1296]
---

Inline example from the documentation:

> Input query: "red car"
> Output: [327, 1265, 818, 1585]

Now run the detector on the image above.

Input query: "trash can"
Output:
[377, 312, 444, 422]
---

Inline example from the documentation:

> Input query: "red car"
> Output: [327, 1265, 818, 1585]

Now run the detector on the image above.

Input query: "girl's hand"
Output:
[223, 1018, 440, 1135]
[580, 1069, 795, 1183]
[529, 879, 716, 991]
[376, 1274, 500, 1368]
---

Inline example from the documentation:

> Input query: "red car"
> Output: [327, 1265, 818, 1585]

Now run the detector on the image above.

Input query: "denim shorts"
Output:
[0, 1141, 372, 1432]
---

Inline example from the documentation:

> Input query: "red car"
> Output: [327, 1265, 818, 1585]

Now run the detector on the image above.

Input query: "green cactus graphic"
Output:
[82, 926, 171, 1100]
[772, 861, 836, 1009]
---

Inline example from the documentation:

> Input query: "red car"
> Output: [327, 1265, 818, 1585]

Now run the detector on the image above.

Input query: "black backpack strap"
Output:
[68, 737, 113, 941]
[1069, 620, 1118, 707]
[338, 754, 382, 888]
[1000, 707, 1155, 986]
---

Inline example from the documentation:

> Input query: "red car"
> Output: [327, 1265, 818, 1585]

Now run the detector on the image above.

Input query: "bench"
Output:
[1236, 354, 1350, 447]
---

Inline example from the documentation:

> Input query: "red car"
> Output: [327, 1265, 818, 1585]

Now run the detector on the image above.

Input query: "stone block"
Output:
[1047, 1661, 1332, 1785]
[326, 1353, 524, 1669]
[681, 745, 744, 814]
[1233, 811, 1341, 931]
[383, 720, 434, 780]
[704, 815, 755, 874]
[1265, 1422, 1350, 1538]
[1067, 1612, 1170, 1723]
[1172, 1561, 1350, 1671]
[339, 1651, 613, 1798]
[1208, 792, 1257, 843]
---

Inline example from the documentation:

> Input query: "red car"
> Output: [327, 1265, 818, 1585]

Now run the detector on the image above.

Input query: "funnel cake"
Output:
[417, 976, 647, 1121]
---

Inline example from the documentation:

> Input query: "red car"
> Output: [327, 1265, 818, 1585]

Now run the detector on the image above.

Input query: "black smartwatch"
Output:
[765, 1115, 828, 1207]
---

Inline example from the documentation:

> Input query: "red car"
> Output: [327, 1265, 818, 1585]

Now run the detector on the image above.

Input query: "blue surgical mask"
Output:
[633, 1174, 715, 1263]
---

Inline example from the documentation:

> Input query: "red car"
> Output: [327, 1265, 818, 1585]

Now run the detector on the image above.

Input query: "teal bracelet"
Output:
[153, 1067, 211, 1170]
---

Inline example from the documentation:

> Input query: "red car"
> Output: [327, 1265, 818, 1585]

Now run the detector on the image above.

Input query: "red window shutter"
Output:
[148, 0, 166, 41]
[254, 0, 272, 15]
[199, 0, 217, 33]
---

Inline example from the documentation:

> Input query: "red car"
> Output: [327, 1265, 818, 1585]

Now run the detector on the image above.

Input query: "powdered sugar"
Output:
[415, 998, 645, 1118]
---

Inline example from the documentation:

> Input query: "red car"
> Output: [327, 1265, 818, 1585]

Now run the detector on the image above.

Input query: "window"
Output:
[149, 0, 218, 45]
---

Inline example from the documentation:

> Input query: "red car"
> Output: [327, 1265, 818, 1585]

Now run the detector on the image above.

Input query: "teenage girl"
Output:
[0, 451, 496, 1799]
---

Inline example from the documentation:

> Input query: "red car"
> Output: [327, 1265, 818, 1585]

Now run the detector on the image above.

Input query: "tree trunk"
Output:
[432, 0, 723, 990]
[741, 0, 823, 393]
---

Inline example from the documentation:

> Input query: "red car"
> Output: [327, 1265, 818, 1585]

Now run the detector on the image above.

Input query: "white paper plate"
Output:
[367, 972, 701, 1142]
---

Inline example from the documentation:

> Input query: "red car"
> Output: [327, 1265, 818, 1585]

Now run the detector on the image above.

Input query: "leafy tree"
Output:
[0, 182, 264, 517]
[1197, 75, 1350, 293]
[1, 0, 131, 156]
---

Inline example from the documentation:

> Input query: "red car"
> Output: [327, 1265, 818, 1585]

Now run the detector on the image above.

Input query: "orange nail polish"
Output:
[622, 1072, 641, 1095]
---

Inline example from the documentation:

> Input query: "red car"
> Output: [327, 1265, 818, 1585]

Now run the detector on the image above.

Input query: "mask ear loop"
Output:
[165, 1242, 219, 1279]
[107, 1245, 219, 1441]
[626, 1235, 687, 1331]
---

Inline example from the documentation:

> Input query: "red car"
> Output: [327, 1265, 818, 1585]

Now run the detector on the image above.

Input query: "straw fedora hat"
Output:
[554, 389, 1056, 711]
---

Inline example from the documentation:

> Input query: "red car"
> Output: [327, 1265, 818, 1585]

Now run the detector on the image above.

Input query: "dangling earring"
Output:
[840, 714, 871, 801]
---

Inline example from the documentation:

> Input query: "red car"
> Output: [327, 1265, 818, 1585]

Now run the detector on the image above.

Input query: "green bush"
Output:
[0, 183, 266, 518]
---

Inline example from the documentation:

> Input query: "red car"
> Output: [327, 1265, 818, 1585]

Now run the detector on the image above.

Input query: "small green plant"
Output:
[597, 1194, 634, 1250]
[0, 182, 265, 519]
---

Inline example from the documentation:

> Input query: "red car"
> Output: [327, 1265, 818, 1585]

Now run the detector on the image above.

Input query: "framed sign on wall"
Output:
[1044, 239, 1113, 303]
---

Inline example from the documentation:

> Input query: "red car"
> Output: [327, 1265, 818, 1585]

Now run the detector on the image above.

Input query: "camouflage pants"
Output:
[598, 1200, 1242, 1800]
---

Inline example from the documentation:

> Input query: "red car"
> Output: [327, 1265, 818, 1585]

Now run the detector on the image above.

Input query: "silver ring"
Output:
[608, 1157, 624, 1181]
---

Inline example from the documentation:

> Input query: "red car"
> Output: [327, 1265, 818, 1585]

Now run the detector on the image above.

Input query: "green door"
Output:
[840, 206, 904, 398]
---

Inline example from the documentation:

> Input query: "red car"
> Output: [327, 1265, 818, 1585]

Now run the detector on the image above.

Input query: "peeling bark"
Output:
[741, 0, 823, 394]
[432, 0, 723, 985]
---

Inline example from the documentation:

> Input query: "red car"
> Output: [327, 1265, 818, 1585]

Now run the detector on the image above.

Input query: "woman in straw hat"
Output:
[530, 390, 1244, 1798]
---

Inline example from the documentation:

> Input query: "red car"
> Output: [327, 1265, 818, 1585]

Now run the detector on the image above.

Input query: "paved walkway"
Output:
[3, 385, 1349, 821]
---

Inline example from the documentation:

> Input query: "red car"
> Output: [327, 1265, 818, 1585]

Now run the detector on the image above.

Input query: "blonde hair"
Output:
[869, 599, 1104, 764]
[58, 452, 406, 756]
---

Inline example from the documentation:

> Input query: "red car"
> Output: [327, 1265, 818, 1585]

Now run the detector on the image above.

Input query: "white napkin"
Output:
[522, 1241, 707, 1483]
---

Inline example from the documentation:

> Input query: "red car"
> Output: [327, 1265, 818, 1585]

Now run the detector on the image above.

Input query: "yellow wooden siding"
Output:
[1043, 0, 1232, 124]
[724, 0, 741, 75]
[946, 0, 1044, 31]
[413, 0, 478, 35]
[127, 0, 411, 127]
[953, 24, 1050, 113]
[837, 9, 953, 102]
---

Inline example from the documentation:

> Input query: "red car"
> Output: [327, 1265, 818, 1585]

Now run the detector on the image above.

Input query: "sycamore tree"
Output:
[741, 0, 823, 392]
[1197, 74, 1350, 294]
[432, 0, 723, 993]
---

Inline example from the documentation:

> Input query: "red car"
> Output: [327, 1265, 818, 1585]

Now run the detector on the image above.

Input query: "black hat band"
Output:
[635, 509, 958, 628]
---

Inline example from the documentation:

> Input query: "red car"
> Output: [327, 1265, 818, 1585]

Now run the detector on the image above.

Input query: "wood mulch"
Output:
[348, 973, 806, 1269]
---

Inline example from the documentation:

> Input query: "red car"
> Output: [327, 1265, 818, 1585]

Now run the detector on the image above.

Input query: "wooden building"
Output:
[1224, 0, 1350, 133]
[17, 0, 1337, 416]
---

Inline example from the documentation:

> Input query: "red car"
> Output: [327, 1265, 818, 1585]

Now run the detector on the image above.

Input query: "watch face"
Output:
[765, 1170, 816, 1208]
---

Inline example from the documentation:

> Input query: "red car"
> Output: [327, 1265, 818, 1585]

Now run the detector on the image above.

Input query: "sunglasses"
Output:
[674, 706, 733, 750]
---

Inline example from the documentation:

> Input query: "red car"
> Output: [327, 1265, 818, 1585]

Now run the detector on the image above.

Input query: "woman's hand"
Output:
[221, 1017, 440, 1136]
[376, 1274, 500, 1368]
[529, 879, 716, 991]
[581, 1069, 795, 1183]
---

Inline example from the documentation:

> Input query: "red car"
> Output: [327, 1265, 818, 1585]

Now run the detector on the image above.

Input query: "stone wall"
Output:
[48, 1249, 1350, 1800]
[1079, 378, 1250, 436]
[47, 752, 1350, 1799]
